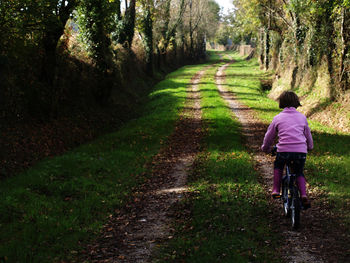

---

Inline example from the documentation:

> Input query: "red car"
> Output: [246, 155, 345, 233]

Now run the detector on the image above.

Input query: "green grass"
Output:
[0, 63, 207, 262]
[223, 53, 350, 228]
[155, 56, 281, 262]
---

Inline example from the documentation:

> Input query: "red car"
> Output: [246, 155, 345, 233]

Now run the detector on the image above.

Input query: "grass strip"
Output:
[0, 63, 208, 262]
[155, 55, 281, 262]
[224, 52, 350, 229]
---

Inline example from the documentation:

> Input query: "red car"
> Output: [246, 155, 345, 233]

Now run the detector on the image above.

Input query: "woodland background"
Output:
[1, 0, 350, 177]
[0, 0, 221, 177]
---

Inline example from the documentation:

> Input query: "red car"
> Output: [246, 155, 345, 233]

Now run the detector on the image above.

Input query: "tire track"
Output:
[83, 66, 208, 262]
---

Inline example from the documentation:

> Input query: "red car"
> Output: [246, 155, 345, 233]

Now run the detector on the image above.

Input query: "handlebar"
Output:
[271, 146, 277, 156]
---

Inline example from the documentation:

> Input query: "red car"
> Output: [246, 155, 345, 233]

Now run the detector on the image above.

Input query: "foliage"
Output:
[0, 0, 221, 121]
[137, 0, 154, 74]
[0, 0, 78, 119]
[232, 0, 350, 96]
[76, 0, 115, 72]
[204, 0, 221, 40]
[111, 0, 136, 48]
[215, 24, 231, 46]
[0, 0, 76, 53]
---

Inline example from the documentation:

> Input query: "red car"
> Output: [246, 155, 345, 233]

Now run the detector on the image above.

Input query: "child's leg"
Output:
[297, 176, 311, 208]
[273, 153, 285, 196]
[293, 154, 311, 208]
[297, 176, 307, 197]
[294, 153, 307, 197]
[272, 169, 283, 194]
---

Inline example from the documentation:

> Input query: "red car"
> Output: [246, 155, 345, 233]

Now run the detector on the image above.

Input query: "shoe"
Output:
[271, 192, 281, 199]
[301, 197, 311, 209]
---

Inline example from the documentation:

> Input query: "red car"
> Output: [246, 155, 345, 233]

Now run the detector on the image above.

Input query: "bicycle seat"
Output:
[287, 159, 301, 175]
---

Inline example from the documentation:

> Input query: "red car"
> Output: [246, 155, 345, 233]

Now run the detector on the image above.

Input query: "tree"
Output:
[41, 1, 78, 85]
[112, 0, 136, 48]
[153, 0, 187, 66]
[137, 0, 155, 75]
[233, 0, 350, 96]
[77, 0, 115, 72]
[336, 0, 350, 91]
[0, 0, 77, 84]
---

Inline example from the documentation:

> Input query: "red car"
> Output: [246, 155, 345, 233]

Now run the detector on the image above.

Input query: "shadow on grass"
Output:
[312, 130, 350, 156]
[249, 107, 280, 114]
[306, 100, 333, 118]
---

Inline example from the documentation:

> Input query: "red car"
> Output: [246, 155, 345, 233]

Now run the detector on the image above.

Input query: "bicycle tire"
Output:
[291, 189, 301, 230]
[282, 180, 290, 217]
[283, 198, 290, 217]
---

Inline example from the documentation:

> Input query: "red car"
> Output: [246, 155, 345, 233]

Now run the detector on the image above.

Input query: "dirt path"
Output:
[216, 62, 349, 263]
[83, 67, 206, 262]
[81, 60, 348, 263]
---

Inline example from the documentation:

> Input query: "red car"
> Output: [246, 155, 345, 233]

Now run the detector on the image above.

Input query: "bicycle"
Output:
[271, 146, 304, 230]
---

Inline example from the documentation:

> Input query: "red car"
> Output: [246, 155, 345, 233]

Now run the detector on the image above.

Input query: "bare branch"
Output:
[192, 11, 203, 32]
[260, 2, 293, 29]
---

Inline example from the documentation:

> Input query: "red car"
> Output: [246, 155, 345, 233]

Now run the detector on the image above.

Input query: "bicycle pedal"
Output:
[272, 194, 281, 199]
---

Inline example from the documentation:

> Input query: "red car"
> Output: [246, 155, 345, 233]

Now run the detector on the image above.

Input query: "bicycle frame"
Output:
[270, 146, 304, 229]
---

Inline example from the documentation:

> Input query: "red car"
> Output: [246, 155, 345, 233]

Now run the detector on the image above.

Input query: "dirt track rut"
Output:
[84, 67, 206, 262]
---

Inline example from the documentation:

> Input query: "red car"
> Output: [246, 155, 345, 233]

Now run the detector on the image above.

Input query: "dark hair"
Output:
[278, 91, 301, 109]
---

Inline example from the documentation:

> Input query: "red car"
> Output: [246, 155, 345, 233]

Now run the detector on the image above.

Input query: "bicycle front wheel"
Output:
[282, 182, 290, 217]
[283, 197, 290, 217]
[291, 196, 300, 229]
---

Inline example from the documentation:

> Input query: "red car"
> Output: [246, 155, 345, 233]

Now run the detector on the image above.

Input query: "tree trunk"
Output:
[126, 0, 136, 48]
[339, 7, 349, 91]
[259, 28, 265, 66]
[264, 27, 270, 70]
[115, 0, 136, 48]
[264, 1, 271, 71]
[180, 29, 185, 61]
[189, 0, 194, 59]
[40, 1, 77, 117]
[156, 46, 161, 70]
[41, 28, 63, 86]
[324, 2, 336, 99]
[143, 6, 153, 76]
[41, 1, 76, 85]
[41, 27, 65, 118]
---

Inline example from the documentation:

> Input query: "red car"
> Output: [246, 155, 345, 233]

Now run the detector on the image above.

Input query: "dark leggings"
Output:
[274, 152, 307, 177]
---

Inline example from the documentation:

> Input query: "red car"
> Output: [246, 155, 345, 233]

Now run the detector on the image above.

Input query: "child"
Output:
[261, 91, 313, 208]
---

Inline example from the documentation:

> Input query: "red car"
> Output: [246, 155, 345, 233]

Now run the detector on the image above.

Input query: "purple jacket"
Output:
[261, 107, 313, 153]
